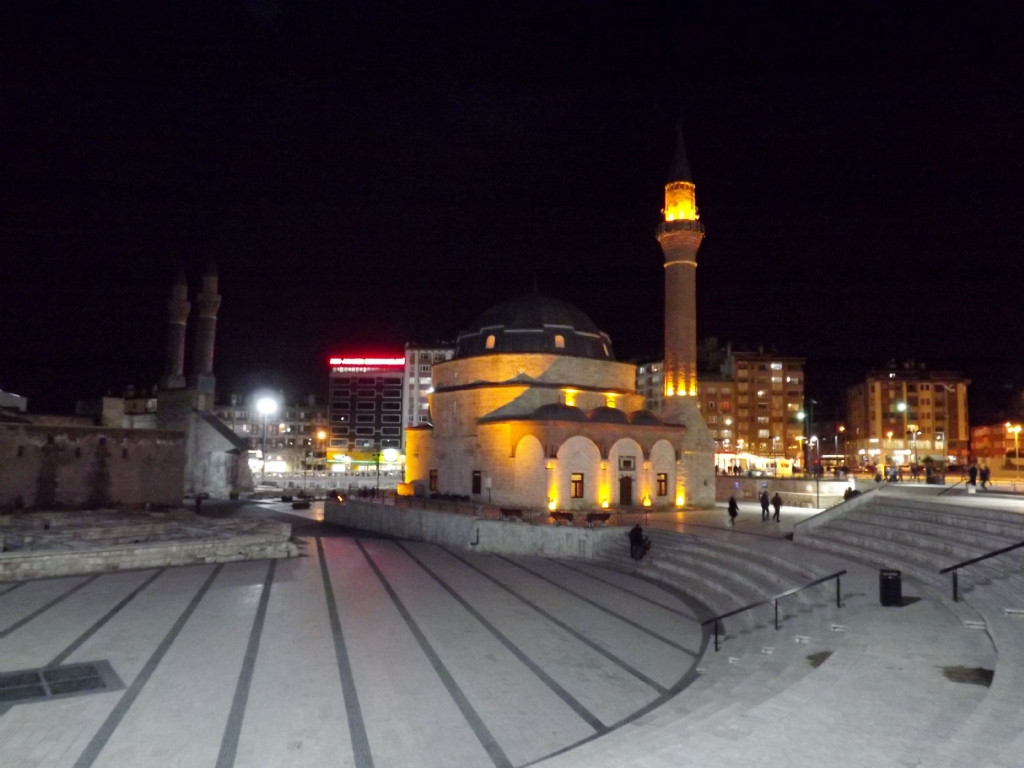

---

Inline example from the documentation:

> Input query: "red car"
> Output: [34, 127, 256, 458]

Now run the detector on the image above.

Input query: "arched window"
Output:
[554, 334, 565, 349]
[485, 335, 496, 349]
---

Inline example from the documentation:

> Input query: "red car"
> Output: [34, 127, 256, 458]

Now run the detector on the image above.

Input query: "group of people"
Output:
[727, 491, 782, 525]
[965, 464, 992, 489]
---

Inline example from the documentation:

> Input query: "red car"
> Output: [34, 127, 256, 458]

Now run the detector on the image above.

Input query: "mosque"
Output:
[405, 131, 716, 509]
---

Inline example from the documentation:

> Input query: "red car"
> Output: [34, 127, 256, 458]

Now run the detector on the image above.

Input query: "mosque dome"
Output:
[628, 410, 665, 426]
[587, 406, 630, 424]
[528, 403, 588, 422]
[454, 295, 615, 360]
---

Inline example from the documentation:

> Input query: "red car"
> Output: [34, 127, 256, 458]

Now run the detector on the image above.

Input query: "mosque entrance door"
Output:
[619, 475, 633, 507]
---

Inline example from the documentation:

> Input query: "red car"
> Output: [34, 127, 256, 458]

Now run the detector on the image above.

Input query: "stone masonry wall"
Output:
[0, 425, 185, 509]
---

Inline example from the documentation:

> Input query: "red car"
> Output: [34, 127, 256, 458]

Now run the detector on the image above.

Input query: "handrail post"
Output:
[714, 621, 719, 652]
[774, 599, 779, 630]
[952, 569, 959, 602]
[836, 574, 841, 608]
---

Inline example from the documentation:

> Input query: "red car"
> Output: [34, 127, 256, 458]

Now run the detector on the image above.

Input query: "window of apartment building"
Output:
[657, 473, 668, 496]
[720, 429, 732, 438]
[738, 408, 749, 417]
[355, 439, 373, 449]
[356, 389, 375, 398]
[356, 414, 375, 423]
[705, 387, 717, 395]
[721, 387, 732, 395]
[757, 416, 770, 424]
[720, 401, 731, 411]
[356, 402, 375, 410]
[383, 389, 402, 398]
[758, 429, 770, 438]
[757, 403, 769, 412]
[333, 414, 350, 423]
[770, 362, 783, 370]
[355, 427, 374, 436]
[472, 471, 482, 495]
[706, 401, 716, 410]
[382, 402, 401, 411]
[418, 365, 429, 372]
[787, 402, 800, 411]
[429, 470, 438, 492]
[381, 427, 401, 436]
[571, 473, 584, 498]
[382, 415, 401, 424]
[706, 415, 718, 424]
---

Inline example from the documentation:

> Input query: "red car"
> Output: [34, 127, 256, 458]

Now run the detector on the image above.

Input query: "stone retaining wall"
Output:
[325, 499, 620, 559]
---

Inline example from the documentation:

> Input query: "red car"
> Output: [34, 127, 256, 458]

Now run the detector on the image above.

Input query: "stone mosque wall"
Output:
[0, 425, 185, 509]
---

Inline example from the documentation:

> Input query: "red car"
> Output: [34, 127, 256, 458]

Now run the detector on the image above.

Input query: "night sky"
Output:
[3, 2, 1023, 421]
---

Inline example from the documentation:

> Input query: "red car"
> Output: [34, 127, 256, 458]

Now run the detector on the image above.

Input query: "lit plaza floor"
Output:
[0, 498, 1006, 768]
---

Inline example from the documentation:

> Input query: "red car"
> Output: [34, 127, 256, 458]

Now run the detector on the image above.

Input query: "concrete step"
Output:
[861, 501, 1024, 542]
[848, 508, 1024, 562]
[646, 530, 818, 583]
[826, 518, 1016, 582]
[870, 496, 1024, 530]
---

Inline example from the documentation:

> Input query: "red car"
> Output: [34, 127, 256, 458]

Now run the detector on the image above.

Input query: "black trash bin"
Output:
[880, 569, 902, 606]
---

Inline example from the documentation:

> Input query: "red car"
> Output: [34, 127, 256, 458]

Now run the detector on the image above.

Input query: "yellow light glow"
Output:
[675, 492, 685, 507]
[316, 430, 327, 440]
[605, 393, 617, 408]
[563, 389, 578, 407]
[601, 499, 609, 509]
[664, 181, 698, 222]
[600, 461, 607, 470]
[548, 499, 557, 511]
[665, 383, 675, 397]
[642, 495, 652, 507]
[546, 460, 556, 470]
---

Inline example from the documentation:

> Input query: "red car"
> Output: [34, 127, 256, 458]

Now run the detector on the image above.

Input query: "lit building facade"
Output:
[405, 296, 690, 509]
[637, 346, 806, 463]
[212, 397, 328, 475]
[402, 344, 455, 439]
[846, 364, 970, 466]
[327, 356, 406, 478]
[972, 422, 1022, 463]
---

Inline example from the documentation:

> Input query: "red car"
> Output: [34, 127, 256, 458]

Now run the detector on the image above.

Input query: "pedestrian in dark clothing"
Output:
[759, 491, 770, 521]
[980, 466, 991, 489]
[627, 524, 649, 560]
[771, 492, 782, 522]
[195, 495, 203, 514]
[968, 465, 978, 487]
[727, 496, 739, 526]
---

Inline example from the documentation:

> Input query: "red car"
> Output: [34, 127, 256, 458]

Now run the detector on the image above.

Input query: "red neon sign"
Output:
[328, 357, 406, 366]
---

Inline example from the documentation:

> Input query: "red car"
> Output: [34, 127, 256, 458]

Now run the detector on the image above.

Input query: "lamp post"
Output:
[907, 423, 920, 470]
[257, 397, 278, 486]
[317, 429, 327, 477]
[1007, 423, 1022, 486]
[796, 411, 807, 475]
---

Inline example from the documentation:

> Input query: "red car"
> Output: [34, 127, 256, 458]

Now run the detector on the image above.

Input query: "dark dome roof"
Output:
[628, 409, 665, 426]
[455, 295, 615, 361]
[587, 406, 630, 424]
[529, 403, 588, 422]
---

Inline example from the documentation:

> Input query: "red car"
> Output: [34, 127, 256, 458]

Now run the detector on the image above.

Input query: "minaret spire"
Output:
[656, 125, 715, 507]
[161, 268, 190, 390]
[190, 260, 221, 400]
[670, 121, 693, 182]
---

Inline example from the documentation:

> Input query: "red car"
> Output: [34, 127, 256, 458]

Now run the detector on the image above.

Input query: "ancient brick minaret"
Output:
[191, 260, 221, 381]
[657, 126, 715, 507]
[161, 269, 190, 390]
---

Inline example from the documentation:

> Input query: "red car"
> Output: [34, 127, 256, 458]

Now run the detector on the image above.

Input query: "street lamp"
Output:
[316, 429, 327, 476]
[796, 411, 807, 474]
[256, 397, 278, 486]
[907, 423, 920, 469]
[1006, 422, 1022, 485]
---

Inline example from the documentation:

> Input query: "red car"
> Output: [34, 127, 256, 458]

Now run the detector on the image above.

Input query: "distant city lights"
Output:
[328, 357, 406, 366]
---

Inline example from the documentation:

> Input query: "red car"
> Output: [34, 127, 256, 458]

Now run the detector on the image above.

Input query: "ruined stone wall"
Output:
[0, 425, 185, 509]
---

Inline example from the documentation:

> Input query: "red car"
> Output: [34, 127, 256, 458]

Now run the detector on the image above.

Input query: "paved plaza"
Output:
[0, 493, 1019, 767]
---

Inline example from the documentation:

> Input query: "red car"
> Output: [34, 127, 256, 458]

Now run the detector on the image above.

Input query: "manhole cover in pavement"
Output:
[941, 666, 994, 687]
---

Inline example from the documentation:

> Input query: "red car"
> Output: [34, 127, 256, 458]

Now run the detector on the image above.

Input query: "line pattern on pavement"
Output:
[216, 559, 276, 768]
[498, 556, 698, 657]
[47, 569, 166, 668]
[356, 540, 513, 768]
[317, 537, 374, 768]
[397, 542, 607, 734]
[0, 575, 102, 638]
[444, 549, 669, 695]
[72, 565, 224, 768]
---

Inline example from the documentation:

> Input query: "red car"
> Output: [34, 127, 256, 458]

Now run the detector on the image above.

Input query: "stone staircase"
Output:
[588, 529, 852, 743]
[794, 494, 1024, 611]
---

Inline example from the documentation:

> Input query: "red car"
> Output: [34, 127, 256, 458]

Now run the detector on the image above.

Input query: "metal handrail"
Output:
[939, 539, 1024, 602]
[700, 570, 847, 652]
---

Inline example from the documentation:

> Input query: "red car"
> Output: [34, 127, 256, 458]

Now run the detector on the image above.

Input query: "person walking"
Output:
[628, 524, 647, 560]
[771, 492, 783, 522]
[759, 490, 770, 521]
[967, 464, 978, 487]
[727, 496, 739, 526]
[980, 465, 991, 489]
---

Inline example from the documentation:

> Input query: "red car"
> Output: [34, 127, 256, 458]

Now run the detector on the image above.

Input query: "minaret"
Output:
[190, 260, 221, 404]
[162, 269, 190, 390]
[657, 126, 715, 507]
